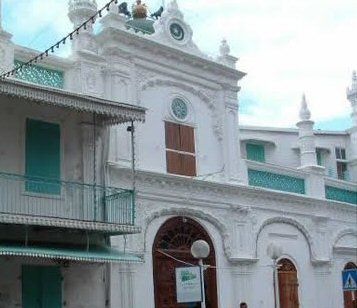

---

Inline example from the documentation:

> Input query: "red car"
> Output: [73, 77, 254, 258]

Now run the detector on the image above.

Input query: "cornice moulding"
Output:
[96, 27, 246, 81]
[110, 166, 357, 213]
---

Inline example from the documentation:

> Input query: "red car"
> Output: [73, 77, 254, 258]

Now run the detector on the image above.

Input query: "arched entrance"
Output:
[278, 258, 300, 308]
[153, 217, 218, 308]
[344, 262, 357, 308]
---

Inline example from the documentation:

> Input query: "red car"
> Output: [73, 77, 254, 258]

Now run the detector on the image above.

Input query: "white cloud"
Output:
[3, 0, 356, 129]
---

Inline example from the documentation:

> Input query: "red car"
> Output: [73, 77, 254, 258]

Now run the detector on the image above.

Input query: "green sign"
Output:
[176, 266, 202, 303]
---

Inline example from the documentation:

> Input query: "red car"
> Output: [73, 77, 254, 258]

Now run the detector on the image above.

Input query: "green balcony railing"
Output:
[0, 172, 135, 225]
[248, 169, 306, 194]
[325, 186, 357, 205]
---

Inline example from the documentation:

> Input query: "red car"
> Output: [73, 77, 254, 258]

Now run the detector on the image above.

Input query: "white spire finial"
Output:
[0, 0, 3, 30]
[219, 38, 230, 57]
[352, 70, 357, 90]
[299, 93, 311, 121]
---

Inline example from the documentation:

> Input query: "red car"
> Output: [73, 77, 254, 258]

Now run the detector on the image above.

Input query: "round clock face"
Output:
[170, 23, 185, 41]
[171, 98, 188, 120]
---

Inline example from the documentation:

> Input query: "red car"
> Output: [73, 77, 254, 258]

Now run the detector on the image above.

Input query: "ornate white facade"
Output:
[0, 0, 356, 307]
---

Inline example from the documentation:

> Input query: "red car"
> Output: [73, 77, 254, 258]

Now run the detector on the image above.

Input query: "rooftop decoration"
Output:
[132, 0, 147, 19]
[299, 94, 311, 121]
[0, 0, 119, 79]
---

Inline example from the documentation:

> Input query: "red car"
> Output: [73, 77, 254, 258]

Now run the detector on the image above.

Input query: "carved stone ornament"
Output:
[139, 206, 233, 260]
[151, 0, 205, 57]
[140, 77, 223, 140]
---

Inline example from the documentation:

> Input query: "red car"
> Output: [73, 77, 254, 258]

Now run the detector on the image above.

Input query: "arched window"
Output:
[278, 258, 300, 308]
[153, 217, 218, 308]
[343, 262, 357, 308]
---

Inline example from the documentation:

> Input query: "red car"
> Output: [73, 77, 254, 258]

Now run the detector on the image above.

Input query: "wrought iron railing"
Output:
[0, 172, 134, 225]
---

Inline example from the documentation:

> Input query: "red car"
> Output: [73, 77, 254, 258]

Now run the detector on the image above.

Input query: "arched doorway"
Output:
[278, 258, 300, 308]
[153, 217, 218, 308]
[344, 262, 357, 308]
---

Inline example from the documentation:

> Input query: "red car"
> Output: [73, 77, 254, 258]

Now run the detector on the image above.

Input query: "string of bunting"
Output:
[0, 0, 119, 80]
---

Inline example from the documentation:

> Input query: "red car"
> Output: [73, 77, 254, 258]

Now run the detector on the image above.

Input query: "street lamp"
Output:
[267, 243, 283, 308]
[191, 240, 210, 308]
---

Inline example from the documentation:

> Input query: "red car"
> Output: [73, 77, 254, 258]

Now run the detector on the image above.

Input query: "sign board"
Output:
[176, 266, 202, 303]
[342, 269, 357, 291]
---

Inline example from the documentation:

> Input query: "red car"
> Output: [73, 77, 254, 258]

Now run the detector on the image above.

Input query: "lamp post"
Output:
[267, 243, 283, 308]
[191, 240, 210, 308]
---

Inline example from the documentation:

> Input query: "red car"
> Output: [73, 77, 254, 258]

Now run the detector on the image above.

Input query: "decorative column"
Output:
[223, 98, 243, 183]
[0, 0, 14, 74]
[297, 94, 318, 167]
[347, 71, 357, 181]
[68, 0, 98, 55]
[313, 263, 332, 308]
[296, 94, 325, 197]
[110, 263, 135, 308]
[217, 39, 238, 69]
[219, 40, 247, 183]
[232, 265, 254, 306]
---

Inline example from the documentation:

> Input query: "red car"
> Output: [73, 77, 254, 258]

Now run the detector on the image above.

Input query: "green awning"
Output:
[0, 244, 143, 264]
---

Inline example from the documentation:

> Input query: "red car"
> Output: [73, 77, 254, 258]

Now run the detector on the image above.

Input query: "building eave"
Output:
[0, 78, 146, 124]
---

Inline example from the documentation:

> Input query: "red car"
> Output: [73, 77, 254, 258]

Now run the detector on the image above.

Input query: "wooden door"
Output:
[344, 263, 357, 308]
[278, 259, 299, 308]
[153, 217, 218, 308]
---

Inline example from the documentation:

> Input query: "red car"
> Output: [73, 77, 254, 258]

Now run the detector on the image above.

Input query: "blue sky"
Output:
[3, 0, 356, 130]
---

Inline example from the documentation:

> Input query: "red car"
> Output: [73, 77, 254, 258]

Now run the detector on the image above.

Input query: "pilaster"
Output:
[110, 263, 135, 308]
[223, 91, 247, 184]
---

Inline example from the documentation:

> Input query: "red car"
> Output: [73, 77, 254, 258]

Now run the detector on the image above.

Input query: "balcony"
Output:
[246, 160, 306, 195]
[0, 172, 139, 234]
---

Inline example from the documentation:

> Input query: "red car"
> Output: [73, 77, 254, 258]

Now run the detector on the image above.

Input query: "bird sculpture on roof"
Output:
[118, 2, 131, 17]
[151, 6, 164, 19]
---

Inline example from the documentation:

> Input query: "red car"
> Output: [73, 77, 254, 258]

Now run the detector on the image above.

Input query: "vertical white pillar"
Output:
[313, 264, 332, 308]
[0, 0, 13, 74]
[110, 263, 135, 308]
[223, 99, 248, 184]
[347, 71, 357, 181]
[232, 265, 253, 306]
[296, 94, 325, 197]
[296, 94, 318, 168]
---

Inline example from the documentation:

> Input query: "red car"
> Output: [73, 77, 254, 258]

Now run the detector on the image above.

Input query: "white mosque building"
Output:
[0, 0, 355, 307]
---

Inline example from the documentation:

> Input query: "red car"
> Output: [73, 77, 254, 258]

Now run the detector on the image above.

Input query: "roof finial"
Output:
[219, 38, 230, 57]
[352, 70, 357, 90]
[299, 93, 311, 121]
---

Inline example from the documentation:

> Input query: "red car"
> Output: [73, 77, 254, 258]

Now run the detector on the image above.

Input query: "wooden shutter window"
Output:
[165, 122, 181, 150]
[182, 154, 196, 176]
[180, 125, 195, 153]
[165, 122, 196, 177]
[166, 151, 182, 175]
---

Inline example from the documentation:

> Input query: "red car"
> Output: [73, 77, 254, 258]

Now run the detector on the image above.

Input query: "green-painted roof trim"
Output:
[126, 18, 155, 34]
[0, 244, 143, 264]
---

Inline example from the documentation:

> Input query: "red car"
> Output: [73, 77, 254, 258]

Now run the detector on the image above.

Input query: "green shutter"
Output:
[22, 266, 62, 308]
[25, 119, 61, 194]
[246, 143, 265, 162]
[22, 266, 42, 308]
[316, 150, 323, 166]
[41, 267, 62, 308]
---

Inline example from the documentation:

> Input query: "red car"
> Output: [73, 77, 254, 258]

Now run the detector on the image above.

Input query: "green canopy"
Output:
[0, 244, 143, 264]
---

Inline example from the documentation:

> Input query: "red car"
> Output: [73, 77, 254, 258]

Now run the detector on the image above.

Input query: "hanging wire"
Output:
[0, 0, 120, 80]
[157, 249, 237, 271]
